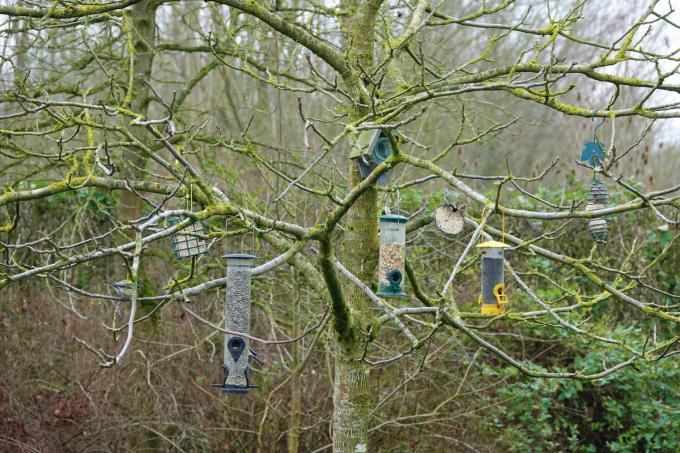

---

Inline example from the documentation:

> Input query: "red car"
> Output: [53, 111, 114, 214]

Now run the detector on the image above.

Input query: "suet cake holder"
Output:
[169, 215, 209, 259]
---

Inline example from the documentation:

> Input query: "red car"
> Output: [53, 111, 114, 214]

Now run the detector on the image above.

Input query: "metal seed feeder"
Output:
[377, 214, 407, 298]
[476, 240, 511, 315]
[213, 253, 260, 394]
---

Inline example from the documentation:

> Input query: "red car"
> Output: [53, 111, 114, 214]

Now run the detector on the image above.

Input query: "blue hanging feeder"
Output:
[580, 140, 606, 167]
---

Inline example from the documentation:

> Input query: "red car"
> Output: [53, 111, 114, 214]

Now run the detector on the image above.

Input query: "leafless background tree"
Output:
[0, 0, 679, 451]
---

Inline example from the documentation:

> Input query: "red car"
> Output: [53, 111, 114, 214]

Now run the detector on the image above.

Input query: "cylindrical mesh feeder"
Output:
[585, 178, 609, 243]
[215, 253, 257, 394]
[168, 215, 209, 259]
[476, 241, 511, 315]
[377, 214, 407, 298]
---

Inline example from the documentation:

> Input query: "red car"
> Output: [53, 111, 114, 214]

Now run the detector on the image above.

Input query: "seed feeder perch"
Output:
[213, 253, 260, 394]
[377, 214, 407, 298]
[350, 129, 394, 185]
[168, 215, 209, 259]
[476, 241, 511, 315]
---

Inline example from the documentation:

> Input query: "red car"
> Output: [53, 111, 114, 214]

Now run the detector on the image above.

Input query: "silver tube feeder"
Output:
[214, 253, 257, 394]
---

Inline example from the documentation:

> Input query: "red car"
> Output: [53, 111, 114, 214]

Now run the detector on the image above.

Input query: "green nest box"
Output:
[350, 129, 394, 185]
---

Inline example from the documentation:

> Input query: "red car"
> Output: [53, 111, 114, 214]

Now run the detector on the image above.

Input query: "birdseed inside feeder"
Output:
[585, 177, 609, 243]
[476, 240, 511, 315]
[377, 214, 407, 298]
[350, 129, 394, 185]
[168, 215, 209, 259]
[213, 253, 258, 394]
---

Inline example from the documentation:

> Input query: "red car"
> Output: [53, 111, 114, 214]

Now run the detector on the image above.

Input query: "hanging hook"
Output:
[581, 111, 606, 168]
[189, 183, 193, 211]
[593, 116, 606, 146]
[396, 188, 401, 214]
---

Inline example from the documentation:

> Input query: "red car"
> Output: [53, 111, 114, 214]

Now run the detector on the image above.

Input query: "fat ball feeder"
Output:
[350, 129, 394, 185]
[213, 254, 260, 394]
[476, 240, 511, 315]
[585, 177, 610, 243]
[377, 214, 407, 298]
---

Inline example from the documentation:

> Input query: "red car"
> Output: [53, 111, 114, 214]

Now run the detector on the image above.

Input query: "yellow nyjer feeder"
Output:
[476, 240, 511, 315]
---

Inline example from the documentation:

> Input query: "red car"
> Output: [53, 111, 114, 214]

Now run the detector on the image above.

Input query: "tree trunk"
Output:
[118, 0, 158, 221]
[332, 356, 372, 452]
[332, 2, 382, 451]
[119, 3, 163, 450]
[334, 164, 379, 452]
[287, 299, 302, 453]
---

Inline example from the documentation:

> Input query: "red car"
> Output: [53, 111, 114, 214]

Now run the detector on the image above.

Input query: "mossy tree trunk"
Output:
[333, 2, 383, 452]
[287, 283, 302, 453]
[118, 0, 159, 222]
[117, 2, 164, 450]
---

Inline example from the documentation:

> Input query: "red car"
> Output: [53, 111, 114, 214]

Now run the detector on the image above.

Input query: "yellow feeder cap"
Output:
[475, 240, 511, 249]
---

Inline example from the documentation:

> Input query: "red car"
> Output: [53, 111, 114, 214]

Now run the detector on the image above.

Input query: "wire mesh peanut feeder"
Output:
[585, 177, 609, 243]
[377, 214, 407, 298]
[350, 129, 394, 185]
[213, 253, 259, 394]
[168, 215, 209, 259]
[476, 241, 511, 315]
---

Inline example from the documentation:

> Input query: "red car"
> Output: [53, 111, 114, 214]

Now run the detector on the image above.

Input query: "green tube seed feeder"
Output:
[377, 214, 407, 298]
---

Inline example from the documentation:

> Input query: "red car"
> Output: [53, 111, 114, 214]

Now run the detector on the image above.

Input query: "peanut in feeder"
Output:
[377, 214, 407, 298]
[213, 253, 260, 394]
[476, 240, 511, 315]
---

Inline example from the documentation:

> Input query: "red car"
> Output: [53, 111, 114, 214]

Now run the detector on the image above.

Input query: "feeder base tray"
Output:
[211, 384, 255, 394]
[480, 304, 504, 316]
[376, 290, 406, 298]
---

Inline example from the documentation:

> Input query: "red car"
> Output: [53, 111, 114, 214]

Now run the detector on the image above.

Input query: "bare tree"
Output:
[1, 1, 679, 451]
